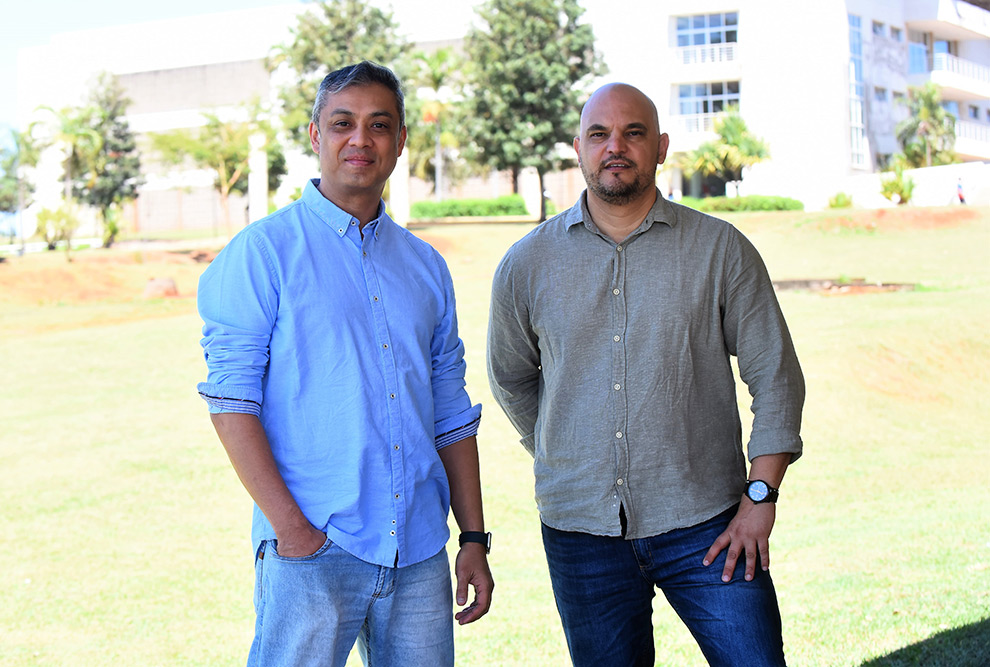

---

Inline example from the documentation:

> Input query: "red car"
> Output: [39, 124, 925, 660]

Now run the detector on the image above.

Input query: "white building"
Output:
[15, 0, 990, 236]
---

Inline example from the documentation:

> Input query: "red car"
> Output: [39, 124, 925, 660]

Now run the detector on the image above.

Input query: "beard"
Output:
[581, 157, 655, 206]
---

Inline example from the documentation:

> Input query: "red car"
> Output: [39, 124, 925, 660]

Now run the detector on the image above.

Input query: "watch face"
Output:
[748, 481, 769, 502]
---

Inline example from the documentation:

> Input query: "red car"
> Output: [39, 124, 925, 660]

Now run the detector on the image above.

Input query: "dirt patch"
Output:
[810, 206, 979, 233]
[774, 278, 915, 295]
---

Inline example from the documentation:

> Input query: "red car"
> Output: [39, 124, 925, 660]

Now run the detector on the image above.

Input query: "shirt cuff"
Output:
[197, 382, 262, 417]
[435, 403, 483, 450]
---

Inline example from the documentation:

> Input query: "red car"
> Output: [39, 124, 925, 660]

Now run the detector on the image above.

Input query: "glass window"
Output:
[872, 21, 885, 36]
[890, 27, 903, 42]
[968, 105, 979, 119]
[675, 12, 739, 47]
[874, 87, 888, 102]
[677, 81, 741, 120]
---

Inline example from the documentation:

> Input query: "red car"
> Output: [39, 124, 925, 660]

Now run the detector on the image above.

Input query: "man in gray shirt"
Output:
[487, 83, 804, 666]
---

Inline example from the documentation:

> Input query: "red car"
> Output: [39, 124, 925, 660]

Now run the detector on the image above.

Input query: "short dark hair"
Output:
[311, 61, 405, 130]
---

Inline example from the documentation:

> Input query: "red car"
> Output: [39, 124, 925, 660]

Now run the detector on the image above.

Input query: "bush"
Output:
[880, 166, 914, 205]
[676, 195, 804, 212]
[410, 195, 529, 219]
[829, 192, 853, 209]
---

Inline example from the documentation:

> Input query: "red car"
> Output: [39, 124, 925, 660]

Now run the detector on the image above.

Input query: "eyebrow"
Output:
[327, 108, 396, 119]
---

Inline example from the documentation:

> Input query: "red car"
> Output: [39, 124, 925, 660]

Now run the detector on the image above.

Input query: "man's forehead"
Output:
[580, 85, 657, 131]
[323, 84, 399, 117]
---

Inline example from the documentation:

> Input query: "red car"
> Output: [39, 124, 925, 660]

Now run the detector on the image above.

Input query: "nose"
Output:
[606, 133, 626, 155]
[349, 124, 372, 147]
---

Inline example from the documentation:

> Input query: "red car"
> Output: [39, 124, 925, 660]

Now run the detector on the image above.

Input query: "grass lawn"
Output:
[1, 205, 988, 666]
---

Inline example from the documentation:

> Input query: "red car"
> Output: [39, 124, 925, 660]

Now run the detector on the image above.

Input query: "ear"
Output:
[573, 136, 581, 163]
[309, 121, 320, 155]
[657, 133, 670, 166]
[396, 125, 407, 157]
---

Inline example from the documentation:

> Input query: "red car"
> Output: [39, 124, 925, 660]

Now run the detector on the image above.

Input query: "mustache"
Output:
[599, 155, 636, 170]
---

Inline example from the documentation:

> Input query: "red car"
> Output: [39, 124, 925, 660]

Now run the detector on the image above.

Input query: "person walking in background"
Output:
[197, 61, 493, 667]
[488, 82, 804, 666]
[958, 177, 966, 205]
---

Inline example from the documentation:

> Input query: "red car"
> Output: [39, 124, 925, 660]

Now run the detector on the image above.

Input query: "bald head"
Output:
[574, 83, 668, 208]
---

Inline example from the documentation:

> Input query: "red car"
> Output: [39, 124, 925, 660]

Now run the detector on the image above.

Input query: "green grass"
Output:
[1, 207, 988, 665]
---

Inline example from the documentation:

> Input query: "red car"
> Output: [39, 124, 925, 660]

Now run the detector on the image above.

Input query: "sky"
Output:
[0, 0, 298, 140]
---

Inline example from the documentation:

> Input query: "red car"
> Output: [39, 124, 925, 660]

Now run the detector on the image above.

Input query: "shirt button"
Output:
[616, 245, 623, 252]
[390, 530, 396, 536]
[613, 288, 620, 295]
[390, 393, 396, 399]
[617, 478, 624, 485]
[382, 343, 388, 349]
[613, 383, 621, 390]
[613, 335, 621, 342]
[394, 444, 400, 450]
[337, 228, 344, 233]
[373, 296, 379, 302]
[395, 493, 400, 499]
[616, 431, 623, 439]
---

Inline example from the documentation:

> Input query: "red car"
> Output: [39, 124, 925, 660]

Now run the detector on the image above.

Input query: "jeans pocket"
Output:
[269, 535, 333, 562]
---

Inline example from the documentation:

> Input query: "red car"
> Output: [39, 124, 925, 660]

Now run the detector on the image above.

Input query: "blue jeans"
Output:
[541, 506, 786, 667]
[247, 538, 454, 667]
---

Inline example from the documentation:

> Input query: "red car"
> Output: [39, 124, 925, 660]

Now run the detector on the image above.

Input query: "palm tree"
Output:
[412, 47, 460, 200]
[895, 82, 956, 168]
[679, 107, 769, 197]
[32, 105, 103, 203]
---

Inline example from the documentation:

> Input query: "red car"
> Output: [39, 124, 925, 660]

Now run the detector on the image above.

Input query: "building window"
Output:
[986, 109, 990, 123]
[849, 14, 868, 168]
[678, 81, 741, 116]
[890, 26, 903, 42]
[874, 87, 888, 102]
[969, 105, 980, 120]
[893, 91, 905, 101]
[676, 12, 738, 46]
[872, 20, 885, 36]
[877, 154, 892, 169]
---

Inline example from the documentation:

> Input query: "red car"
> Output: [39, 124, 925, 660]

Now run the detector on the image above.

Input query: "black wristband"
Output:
[458, 531, 492, 554]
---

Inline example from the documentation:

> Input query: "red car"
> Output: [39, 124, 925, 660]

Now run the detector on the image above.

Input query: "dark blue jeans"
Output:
[541, 506, 786, 667]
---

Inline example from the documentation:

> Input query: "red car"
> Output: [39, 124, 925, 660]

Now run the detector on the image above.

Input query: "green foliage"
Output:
[894, 82, 956, 168]
[678, 194, 803, 212]
[464, 0, 605, 216]
[828, 192, 854, 209]
[73, 73, 143, 248]
[35, 204, 81, 256]
[31, 104, 103, 202]
[0, 130, 38, 213]
[679, 107, 770, 196]
[410, 195, 529, 218]
[881, 165, 915, 205]
[151, 110, 284, 230]
[269, 0, 411, 152]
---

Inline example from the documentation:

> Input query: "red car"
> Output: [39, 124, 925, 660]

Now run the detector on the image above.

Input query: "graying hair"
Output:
[311, 61, 405, 130]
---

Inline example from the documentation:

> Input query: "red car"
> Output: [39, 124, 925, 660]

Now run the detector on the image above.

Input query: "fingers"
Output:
[453, 547, 493, 625]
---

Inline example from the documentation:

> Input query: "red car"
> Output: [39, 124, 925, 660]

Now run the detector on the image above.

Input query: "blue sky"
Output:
[0, 0, 297, 142]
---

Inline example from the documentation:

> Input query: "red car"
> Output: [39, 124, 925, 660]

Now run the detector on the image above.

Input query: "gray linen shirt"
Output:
[487, 190, 805, 539]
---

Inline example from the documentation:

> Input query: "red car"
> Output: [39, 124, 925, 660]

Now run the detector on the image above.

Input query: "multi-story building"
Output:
[633, 0, 990, 208]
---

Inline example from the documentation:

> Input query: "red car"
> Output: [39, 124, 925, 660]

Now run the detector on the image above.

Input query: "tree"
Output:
[464, 0, 605, 219]
[269, 0, 411, 152]
[31, 105, 102, 205]
[73, 73, 143, 247]
[408, 47, 462, 199]
[0, 130, 38, 214]
[679, 107, 769, 196]
[895, 82, 956, 168]
[152, 112, 284, 235]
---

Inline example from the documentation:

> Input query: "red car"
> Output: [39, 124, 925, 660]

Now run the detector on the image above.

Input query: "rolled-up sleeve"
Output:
[429, 255, 482, 450]
[197, 232, 280, 416]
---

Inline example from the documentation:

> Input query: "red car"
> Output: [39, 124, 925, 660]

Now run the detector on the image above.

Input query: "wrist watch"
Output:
[745, 479, 779, 504]
[458, 531, 492, 554]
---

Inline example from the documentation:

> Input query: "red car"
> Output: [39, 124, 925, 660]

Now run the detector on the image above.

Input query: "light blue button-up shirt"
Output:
[198, 179, 481, 567]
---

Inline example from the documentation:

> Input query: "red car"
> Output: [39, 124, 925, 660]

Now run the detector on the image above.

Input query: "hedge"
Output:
[410, 195, 529, 218]
[677, 195, 804, 212]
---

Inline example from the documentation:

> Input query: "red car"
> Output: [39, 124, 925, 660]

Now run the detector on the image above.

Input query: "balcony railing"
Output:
[674, 43, 737, 66]
[957, 119, 990, 144]
[909, 49, 990, 84]
[672, 113, 717, 134]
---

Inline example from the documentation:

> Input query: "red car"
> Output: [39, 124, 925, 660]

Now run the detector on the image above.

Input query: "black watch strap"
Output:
[458, 531, 492, 554]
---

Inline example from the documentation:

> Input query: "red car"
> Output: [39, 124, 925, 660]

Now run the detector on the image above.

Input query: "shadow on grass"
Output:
[858, 617, 990, 667]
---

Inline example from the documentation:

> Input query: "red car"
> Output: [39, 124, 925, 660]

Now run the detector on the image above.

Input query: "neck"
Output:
[586, 189, 658, 243]
[317, 181, 383, 228]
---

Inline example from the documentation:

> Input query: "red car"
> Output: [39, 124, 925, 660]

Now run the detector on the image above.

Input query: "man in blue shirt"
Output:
[198, 61, 493, 667]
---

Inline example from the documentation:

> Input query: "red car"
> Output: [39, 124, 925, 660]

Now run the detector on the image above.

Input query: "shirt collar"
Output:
[302, 178, 389, 238]
[564, 188, 678, 236]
